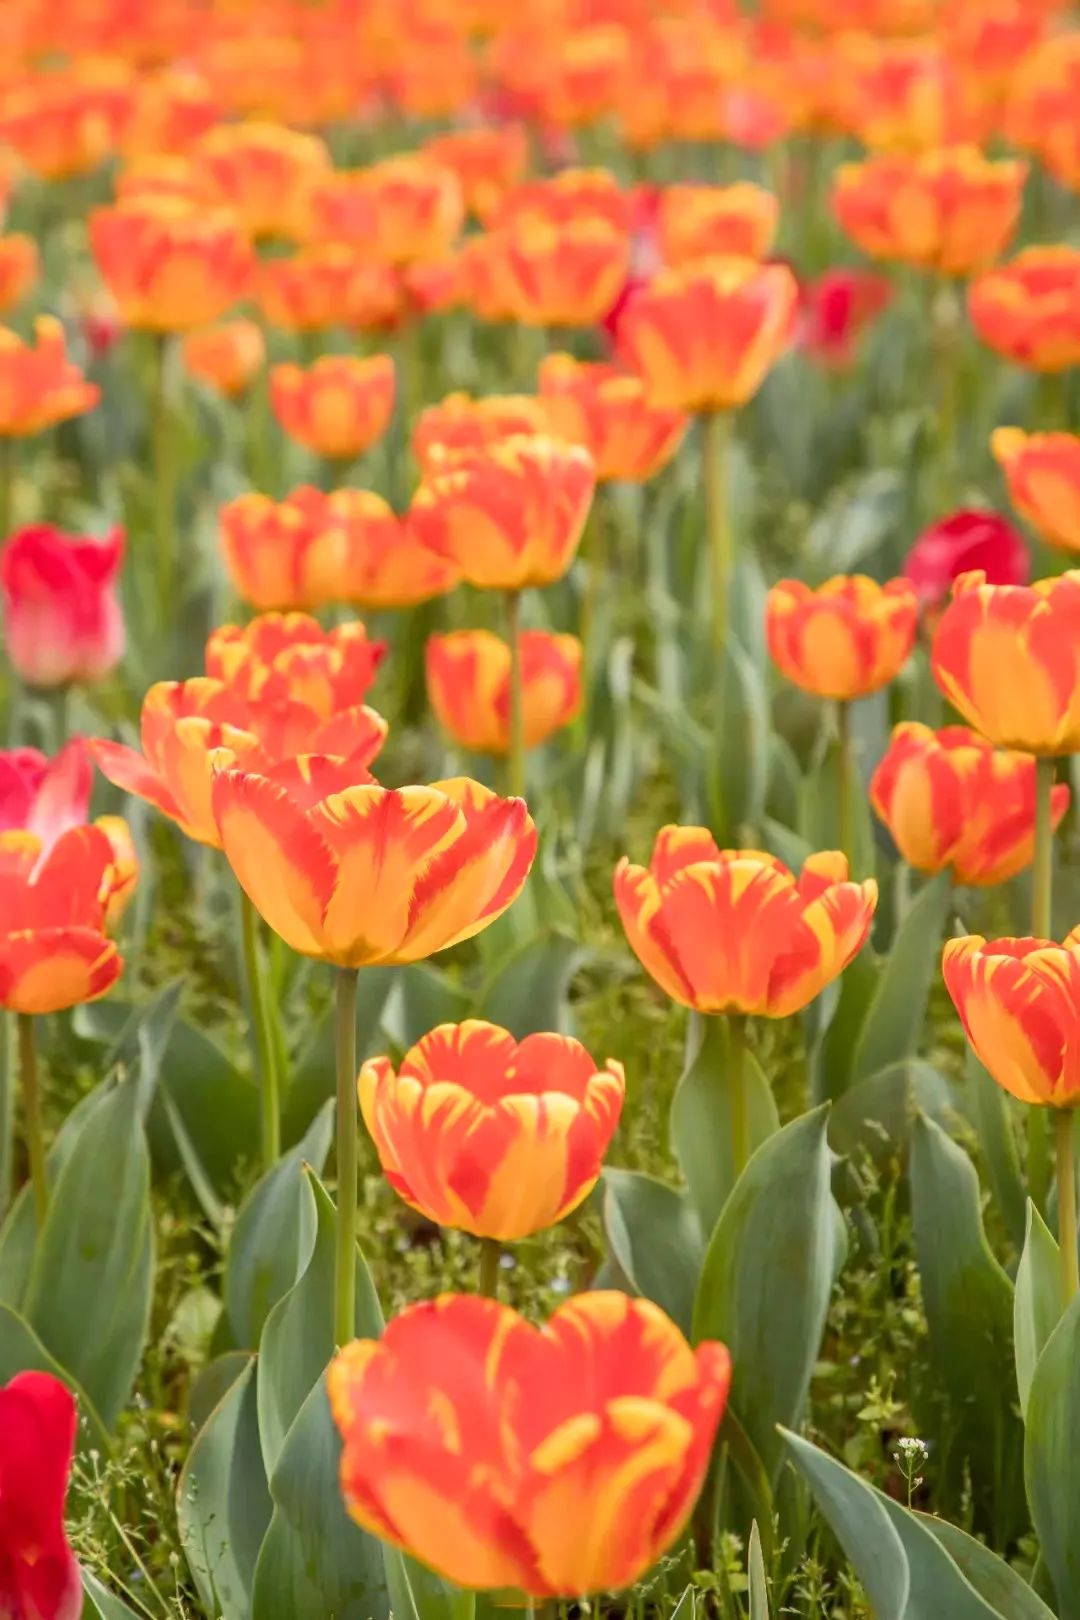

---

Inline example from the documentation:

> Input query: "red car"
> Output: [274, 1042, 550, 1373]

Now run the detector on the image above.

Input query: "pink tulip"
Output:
[0, 738, 93, 846]
[0, 524, 124, 687]
[904, 508, 1030, 611]
[0, 1372, 82, 1620]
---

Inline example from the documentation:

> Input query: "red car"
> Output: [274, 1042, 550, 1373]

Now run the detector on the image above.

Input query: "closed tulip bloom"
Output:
[0, 317, 99, 437]
[658, 183, 779, 266]
[219, 488, 346, 612]
[931, 570, 1080, 753]
[538, 353, 687, 483]
[0, 60, 133, 180]
[968, 247, 1080, 373]
[271, 354, 395, 461]
[205, 613, 386, 711]
[329, 1291, 730, 1595]
[943, 933, 1080, 1107]
[870, 723, 1070, 886]
[412, 393, 551, 475]
[212, 760, 536, 967]
[0, 235, 37, 316]
[422, 125, 529, 222]
[181, 318, 264, 399]
[766, 575, 918, 700]
[0, 825, 123, 1014]
[305, 156, 464, 266]
[321, 489, 459, 609]
[617, 256, 798, 412]
[359, 1021, 624, 1239]
[903, 508, 1030, 610]
[409, 436, 595, 590]
[832, 147, 1024, 276]
[1, 524, 124, 688]
[0, 1373, 81, 1620]
[194, 120, 330, 239]
[90, 199, 253, 332]
[1005, 34, 1080, 196]
[796, 268, 893, 370]
[615, 832, 877, 1016]
[427, 630, 582, 755]
[493, 169, 633, 234]
[258, 246, 404, 334]
[992, 428, 1080, 556]
[482, 218, 631, 328]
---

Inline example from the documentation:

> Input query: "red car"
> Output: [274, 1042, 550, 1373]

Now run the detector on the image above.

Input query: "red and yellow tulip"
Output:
[657, 182, 779, 266]
[426, 629, 582, 755]
[181, 318, 264, 399]
[412, 393, 551, 475]
[766, 576, 919, 700]
[538, 353, 687, 483]
[992, 428, 1080, 556]
[90, 198, 253, 332]
[943, 932, 1080, 1107]
[0, 826, 123, 1015]
[968, 247, 1080, 373]
[270, 354, 395, 462]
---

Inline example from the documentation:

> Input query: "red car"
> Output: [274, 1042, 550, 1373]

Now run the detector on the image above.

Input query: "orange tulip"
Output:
[493, 169, 633, 234]
[427, 630, 582, 754]
[359, 1020, 623, 1239]
[120, 66, 220, 159]
[1005, 34, 1080, 196]
[537, 353, 687, 483]
[409, 436, 595, 590]
[403, 251, 470, 317]
[968, 247, 1080, 373]
[766, 576, 918, 701]
[422, 125, 529, 222]
[331, 489, 460, 609]
[0, 60, 133, 180]
[115, 155, 216, 210]
[412, 393, 551, 475]
[0, 318, 99, 438]
[304, 156, 464, 266]
[270, 354, 395, 461]
[0, 236, 37, 317]
[615, 832, 877, 1016]
[943, 932, 1080, 1106]
[0, 826, 123, 1015]
[329, 1292, 730, 1595]
[89, 199, 253, 332]
[617, 256, 798, 412]
[219, 488, 345, 611]
[194, 119, 330, 239]
[931, 570, 1080, 754]
[257, 246, 404, 334]
[496, 23, 632, 130]
[479, 218, 630, 328]
[992, 428, 1080, 556]
[658, 183, 779, 267]
[181, 318, 264, 399]
[870, 722, 1071, 886]
[384, 26, 480, 120]
[211, 761, 536, 967]
[204, 613, 386, 712]
[832, 147, 1025, 276]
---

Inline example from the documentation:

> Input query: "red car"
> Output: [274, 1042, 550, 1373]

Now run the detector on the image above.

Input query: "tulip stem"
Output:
[18, 1014, 47, 1231]
[729, 1014, 751, 1184]
[506, 589, 525, 799]
[1057, 1109, 1079, 1307]
[151, 332, 177, 627]
[836, 699, 853, 869]
[703, 409, 733, 659]
[334, 965, 359, 1348]
[0, 436, 13, 539]
[478, 1237, 500, 1299]
[1029, 757, 1057, 1215]
[239, 889, 281, 1171]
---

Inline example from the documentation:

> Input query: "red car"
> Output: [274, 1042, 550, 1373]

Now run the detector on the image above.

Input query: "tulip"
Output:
[89, 198, 254, 332]
[0, 524, 124, 688]
[121, 65, 220, 159]
[204, 613, 386, 712]
[493, 169, 632, 233]
[115, 156, 215, 211]
[181, 318, 264, 399]
[412, 393, 551, 474]
[426, 630, 582, 755]
[658, 182, 779, 266]
[257, 246, 404, 334]
[304, 156, 465, 266]
[795, 268, 893, 370]
[537, 353, 687, 483]
[0, 1372, 81, 1620]
[194, 119, 331, 239]
[992, 428, 1080, 556]
[0, 234, 37, 317]
[270, 354, 395, 463]
[422, 125, 529, 221]
[903, 508, 1030, 611]
[0, 316, 99, 443]
[329, 1291, 731, 1594]
[766, 575, 919, 701]
[359, 1020, 624, 1240]
[870, 723, 1070, 885]
[0, 59, 133, 179]
[968, 247, 1080, 373]
[1005, 34, 1080, 196]
[479, 218, 631, 328]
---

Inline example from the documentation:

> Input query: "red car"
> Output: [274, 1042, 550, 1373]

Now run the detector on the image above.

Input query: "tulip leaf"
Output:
[797, 736, 875, 886]
[963, 1052, 1027, 1251]
[748, 1522, 770, 1619]
[810, 948, 880, 1104]
[827, 1060, 954, 1167]
[224, 1100, 332, 1349]
[602, 1168, 705, 1336]
[0, 1300, 109, 1450]
[23, 1079, 153, 1430]
[916, 1517, 1057, 1619]
[178, 1357, 271, 1620]
[1014, 1200, 1062, 1417]
[909, 1114, 1025, 1540]
[81, 1570, 144, 1620]
[146, 1020, 260, 1200]
[374, 964, 465, 1057]
[693, 1107, 840, 1482]
[1025, 1293, 1080, 1620]
[670, 1014, 779, 1237]
[851, 871, 951, 1083]
[476, 930, 586, 1039]
[707, 637, 769, 842]
[0, 1018, 12, 1229]
[188, 1350, 252, 1435]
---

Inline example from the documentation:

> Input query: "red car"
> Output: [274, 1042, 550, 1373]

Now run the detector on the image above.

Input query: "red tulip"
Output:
[0, 524, 124, 687]
[0, 1372, 81, 1620]
[903, 508, 1030, 611]
[796, 268, 893, 370]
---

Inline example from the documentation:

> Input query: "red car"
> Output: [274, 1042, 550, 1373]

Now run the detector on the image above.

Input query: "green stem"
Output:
[1056, 1109, 1079, 1307]
[728, 1014, 750, 1184]
[151, 333, 177, 624]
[1029, 756, 1057, 1215]
[0, 436, 13, 538]
[506, 588, 525, 799]
[932, 277, 960, 504]
[478, 1237, 500, 1298]
[836, 699, 853, 869]
[239, 889, 281, 1172]
[334, 966, 359, 1348]
[703, 409, 733, 658]
[18, 1014, 46, 1230]
[579, 496, 606, 688]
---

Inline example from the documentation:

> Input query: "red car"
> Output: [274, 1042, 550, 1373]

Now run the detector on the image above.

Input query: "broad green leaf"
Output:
[0, 1083, 107, 1309]
[748, 1522, 769, 1619]
[188, 1351, 251, 1435]
[796, 736, 875, 884]
[1025, 1293, 1080, 1620]
[963, 1053, 1027, 1251]
[917, 1518, 1057, 1619]
[0, 1300, 108, 1449]
[146, 1020, 259, 1198]
[670, 1015, 779, 1238]
[708, 638, 768, 841]
[602, 1169, 704, 1336]
[909, 1115, 1024, 1540]
[178, 1357, 271, 1620]
[851, 872, 951, 1083]
[693, 1108, 839, 1482]
[224, 1101, 332, 1348]
[477, 932, 584, 1038]
[23, 1080, 153, 1429]
[82, 1570, 144, 1620]
[810, 948, 879, 1105]
[378, 964, 469, 1054]
[828, 1060, 953, 1167]
[1014, 1201, 1062, 1418]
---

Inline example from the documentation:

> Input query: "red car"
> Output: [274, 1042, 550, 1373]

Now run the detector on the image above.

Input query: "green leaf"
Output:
[178, 1357, 271, 1620]
[707, 638, 768, 841]
[670, 1015, 779, 1238]
[797, 736, 875, 886]
[0, 1084, 107, 1309]
[23, 1080, 153, 1429]
[693, 1108, 839, 1482]
[476, 931, 584, 1038]
[828, 1060, 954, 1167]
[851, 872, 951, 1083]
[1025, 1293, 1080, 1620]
[1014, 1201, 1062, 1418]
[0, 1017, 13, 1228]
[378, 964, 469, 1054]
[748, 1522, 769, 1619]
[146, 1020, 259, 1200]
[602, 1169, 704, 1336]
[916, 1518, 1057, 1619]
[81, 1570, 144, 1620]
[224, 1101, 332, 1349]
[188, 1351, 251, 1435]
[0, 1300, 109, 1449]
[909, 1115, 1024, 1540]
[809, 948, 880, 1105]
[963, 1052, 1027, 1251]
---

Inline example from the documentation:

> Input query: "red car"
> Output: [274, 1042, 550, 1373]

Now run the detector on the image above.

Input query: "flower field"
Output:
[3, 1, 1080, 1618]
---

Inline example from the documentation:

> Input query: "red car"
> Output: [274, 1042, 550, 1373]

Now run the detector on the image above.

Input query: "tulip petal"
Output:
[212, 768, 338, 956]
[0, 926, 122, 1015]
